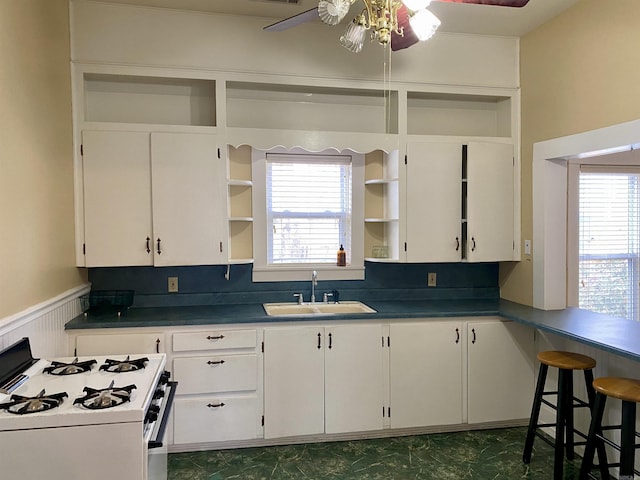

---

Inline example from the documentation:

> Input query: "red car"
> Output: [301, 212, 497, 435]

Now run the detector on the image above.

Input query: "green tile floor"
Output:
[168, 427, 584, 479]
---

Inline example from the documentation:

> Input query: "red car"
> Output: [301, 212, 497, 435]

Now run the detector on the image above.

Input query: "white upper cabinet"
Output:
[150, 132, 227, 266]
[465, 142, 515, 262]
[82, 130, 227, 267]
[405, 142, 462, 262]
[82, 130, 153, 267]
[404, 140, 516, 263]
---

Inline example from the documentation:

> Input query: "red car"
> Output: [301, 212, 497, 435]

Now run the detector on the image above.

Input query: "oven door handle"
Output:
[148, 381, 177, 449]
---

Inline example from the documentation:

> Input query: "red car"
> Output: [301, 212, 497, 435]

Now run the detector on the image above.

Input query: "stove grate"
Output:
[0, 389, 68, 414]
[43, 358, 97, 376]
[99, 356, 148, 373]
[73, 380, 136, 410]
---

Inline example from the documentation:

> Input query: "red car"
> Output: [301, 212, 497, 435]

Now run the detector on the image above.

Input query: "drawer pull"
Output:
[207, 402, 226, 408]
[206, 360, 225, 366]
[206, 335, 225, 340]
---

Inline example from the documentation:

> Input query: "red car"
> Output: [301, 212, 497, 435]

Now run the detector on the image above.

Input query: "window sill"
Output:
[252, 265, 365, 282]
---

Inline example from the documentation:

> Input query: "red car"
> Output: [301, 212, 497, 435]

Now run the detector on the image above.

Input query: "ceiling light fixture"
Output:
[318, 0, 441, 53]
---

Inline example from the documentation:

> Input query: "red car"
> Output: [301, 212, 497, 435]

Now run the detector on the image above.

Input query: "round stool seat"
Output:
[593, 377, 640, 403]
[537, 350, 596, 370]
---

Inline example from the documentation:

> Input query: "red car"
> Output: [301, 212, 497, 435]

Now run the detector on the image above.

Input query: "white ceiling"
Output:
[89, 0, 581, 37]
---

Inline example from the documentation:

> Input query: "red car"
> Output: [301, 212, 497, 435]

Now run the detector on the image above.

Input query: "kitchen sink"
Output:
[263, 301, 376, 316]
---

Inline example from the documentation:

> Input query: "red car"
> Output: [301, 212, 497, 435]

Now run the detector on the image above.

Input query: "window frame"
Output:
[251, 146, 365, 282]
[567, 157, 640, 318]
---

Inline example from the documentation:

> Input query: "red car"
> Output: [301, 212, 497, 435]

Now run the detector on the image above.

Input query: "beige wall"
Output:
[0, 0, 86, 319]
[500, 0, 640, 305]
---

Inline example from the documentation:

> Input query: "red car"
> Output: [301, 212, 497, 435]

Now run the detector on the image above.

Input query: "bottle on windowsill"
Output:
[337, 244, 346, 267]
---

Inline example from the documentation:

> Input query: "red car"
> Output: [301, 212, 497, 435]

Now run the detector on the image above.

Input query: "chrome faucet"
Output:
[311, 270, 318, 303]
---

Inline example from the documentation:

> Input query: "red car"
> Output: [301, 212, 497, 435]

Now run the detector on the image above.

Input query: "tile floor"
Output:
[168, 426, 584, 479]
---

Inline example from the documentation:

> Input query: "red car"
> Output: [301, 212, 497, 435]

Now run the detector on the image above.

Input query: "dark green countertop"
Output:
[65, 299, 640, 362]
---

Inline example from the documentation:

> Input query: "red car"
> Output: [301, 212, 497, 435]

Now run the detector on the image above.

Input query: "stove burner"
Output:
[43, 358, 97, 376]
[0, 389, 68, 414]
[99, 356, 148, 373]
[73, 380, 136, 410]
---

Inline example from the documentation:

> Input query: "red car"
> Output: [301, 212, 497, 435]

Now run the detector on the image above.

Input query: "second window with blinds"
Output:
[252, 148, 365, 282]
[568, 160, 640, 321]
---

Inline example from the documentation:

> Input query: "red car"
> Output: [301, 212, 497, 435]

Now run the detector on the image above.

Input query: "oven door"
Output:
[145, 381, 177, 480]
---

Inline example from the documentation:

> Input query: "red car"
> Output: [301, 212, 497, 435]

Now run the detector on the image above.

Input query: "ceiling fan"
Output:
[264, 0, 530, 52]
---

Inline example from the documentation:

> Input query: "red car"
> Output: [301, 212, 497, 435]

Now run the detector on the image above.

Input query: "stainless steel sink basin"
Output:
[263, 301, 376, 316]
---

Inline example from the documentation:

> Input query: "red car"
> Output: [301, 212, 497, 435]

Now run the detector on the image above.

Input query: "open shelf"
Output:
[84, 74, 216, 126]
[226, 81, 398, 134]
[407, 92, 511, 137]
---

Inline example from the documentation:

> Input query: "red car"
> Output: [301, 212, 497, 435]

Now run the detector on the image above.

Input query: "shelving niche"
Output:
[83, 73, 216, 126]
[407, 92, 511, 137]
[226, 81, 398, 134]
[364, 150, 400, 261]
[228, 145, 254, 263]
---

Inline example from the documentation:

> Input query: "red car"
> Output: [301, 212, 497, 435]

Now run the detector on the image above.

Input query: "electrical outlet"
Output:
[168, 276, 179, 293]
[427, 272, 437, 287]
[524, 239, 532, 255]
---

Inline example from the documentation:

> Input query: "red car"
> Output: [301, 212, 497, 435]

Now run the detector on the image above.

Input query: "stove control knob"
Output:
[149, 405, 161, 414]
[159, 371, 171, 385]
[153, 389, 165, 399]
[145, 411, 158, 423]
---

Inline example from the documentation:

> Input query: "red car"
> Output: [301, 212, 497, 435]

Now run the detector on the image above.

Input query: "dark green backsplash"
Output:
[88, 262, 499, 308]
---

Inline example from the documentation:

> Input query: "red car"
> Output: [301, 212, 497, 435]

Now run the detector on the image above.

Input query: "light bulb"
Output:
[409, 8, 440, 41]
[402, 0, 432, 10]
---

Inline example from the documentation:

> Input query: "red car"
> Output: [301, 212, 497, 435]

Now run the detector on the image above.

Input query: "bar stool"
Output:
[579, 377, 640, 480]
[523, 350, 599, 480]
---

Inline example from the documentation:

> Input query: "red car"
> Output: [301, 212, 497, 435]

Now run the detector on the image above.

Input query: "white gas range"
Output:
[0, 338, 176, 480]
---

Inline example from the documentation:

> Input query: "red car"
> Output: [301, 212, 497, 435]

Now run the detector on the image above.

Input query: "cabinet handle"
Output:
[328, 332, 333, 349]
[219, 241, 223, 253]
[156, 238, 162, 255]
[146, 237, 151, 254]
[207, 360, 225, 365]
[207, 402, 225, 408]
[471, 237, 476, 252]
[455, 237, 460, 251]
[206, 335, 225, 340]
[317, 332, 322, 349]
[455, 328, 460, 344]
[155, 338, 160, 353]
[471, 328, 477, 344]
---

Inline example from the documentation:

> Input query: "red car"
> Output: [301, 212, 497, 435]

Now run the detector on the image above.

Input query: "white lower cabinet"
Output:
[467, 319, 535, 423]
[74, 332, 165, 356]
[67, 317, 534, 449]
[389, 321, 463, 428]
[173, 395, 259, 444]
[263, 323, 385, 439]
[171, 329, 261, 445]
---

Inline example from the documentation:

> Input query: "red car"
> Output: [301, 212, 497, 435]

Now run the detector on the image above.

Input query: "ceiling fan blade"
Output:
[391, 5, 419, 51]
[264, 7, 319, 32]
[434, 0, 529, 6]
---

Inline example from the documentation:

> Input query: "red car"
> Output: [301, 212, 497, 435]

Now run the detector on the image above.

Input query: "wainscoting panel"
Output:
[0, 285, 90, 358]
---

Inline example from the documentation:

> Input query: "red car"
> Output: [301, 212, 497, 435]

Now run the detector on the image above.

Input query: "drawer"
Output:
[173, 395, 259, 444]
[173, 354, 257, 394]
[172, 329, 257, 352]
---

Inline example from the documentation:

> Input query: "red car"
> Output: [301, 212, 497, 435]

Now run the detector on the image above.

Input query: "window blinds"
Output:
[579, 166, 640, 321]
[266, 154, 352, 264]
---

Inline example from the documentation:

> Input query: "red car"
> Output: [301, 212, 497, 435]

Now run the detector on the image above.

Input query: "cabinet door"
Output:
[82, 130, 153, 267]
[150, 132, 227, 266]
[467, 320, 535, 423]
[466, 142, 515, 262]
[75, 332, 163, 355]
[406, 142, 462, 262]
[390, 322, 463, 428]
[263, 327, 325, 439]
[325, 324, 385, 434]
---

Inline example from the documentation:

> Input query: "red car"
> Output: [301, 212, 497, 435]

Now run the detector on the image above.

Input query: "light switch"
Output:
[524, 240, 531, 255]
